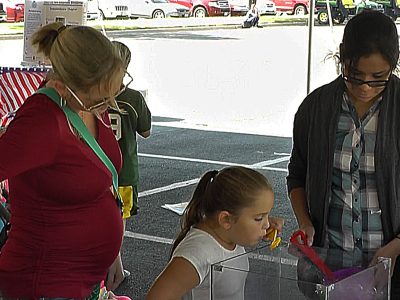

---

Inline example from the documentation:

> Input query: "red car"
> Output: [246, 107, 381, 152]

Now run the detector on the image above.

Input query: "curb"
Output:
[0, 20, 311, 40]
[0, 33, 23, 40]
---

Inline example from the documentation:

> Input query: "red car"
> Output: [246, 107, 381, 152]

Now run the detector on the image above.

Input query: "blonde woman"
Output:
[0, 23, 126, 298]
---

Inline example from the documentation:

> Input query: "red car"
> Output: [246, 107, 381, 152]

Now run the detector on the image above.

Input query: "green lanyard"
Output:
[35, 87, 122, 210]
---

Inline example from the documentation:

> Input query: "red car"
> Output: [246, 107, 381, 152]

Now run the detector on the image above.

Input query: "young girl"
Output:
[146, 166, 283, 300]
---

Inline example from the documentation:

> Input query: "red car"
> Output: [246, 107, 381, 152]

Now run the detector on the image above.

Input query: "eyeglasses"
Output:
[66, 72, 133, 112]
[342, 74, 390, 88]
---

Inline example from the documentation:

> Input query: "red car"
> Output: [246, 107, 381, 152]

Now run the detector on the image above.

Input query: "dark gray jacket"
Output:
[287, 75, 400, 246]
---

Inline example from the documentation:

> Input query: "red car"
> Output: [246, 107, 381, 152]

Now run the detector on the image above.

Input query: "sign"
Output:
[22, 0, 87, 66]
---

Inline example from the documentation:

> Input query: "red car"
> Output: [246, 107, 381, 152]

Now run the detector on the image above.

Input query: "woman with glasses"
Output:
[0, 22, 126, 298]
[287, 10, 400, 298]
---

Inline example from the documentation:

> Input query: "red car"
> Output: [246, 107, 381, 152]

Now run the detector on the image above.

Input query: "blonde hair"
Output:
[31, 22, 124, 107]
[112, 41, 131, 68]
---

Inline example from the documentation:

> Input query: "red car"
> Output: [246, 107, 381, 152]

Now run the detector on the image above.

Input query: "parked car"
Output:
[0, 2, 6, 22]
[271, 0, 309, 14]
[315, 0, 385, 24]
[256, 0, 277, 15]
[88, 0, 189, 19]
[168, 0, 231, 17]
[229, 0, 248, 16]
[377, 0, 400, 20]
[86, 0, 100, 20]
[131, 0, 190, 18]
[3, 0, 23, 22]
[229, 0, 276, 16]
[95, 0, 130, 19]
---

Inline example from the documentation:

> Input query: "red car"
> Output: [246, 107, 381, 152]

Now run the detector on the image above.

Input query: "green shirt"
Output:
[109, 88, 151, 186]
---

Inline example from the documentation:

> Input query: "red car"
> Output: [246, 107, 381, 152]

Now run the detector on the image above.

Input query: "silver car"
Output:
[131, 0, 190, 18]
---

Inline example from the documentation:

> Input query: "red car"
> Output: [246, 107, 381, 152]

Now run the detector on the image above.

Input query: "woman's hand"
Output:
[370, 238, 400, 275]
[297, 224, 315, 247]
[105, 253, 125, 291]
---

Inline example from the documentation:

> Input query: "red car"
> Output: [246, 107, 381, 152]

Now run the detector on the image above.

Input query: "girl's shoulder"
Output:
[173, 228, 220, 256]
[175, 227, 243, 256]
[180, 227, 217, 245]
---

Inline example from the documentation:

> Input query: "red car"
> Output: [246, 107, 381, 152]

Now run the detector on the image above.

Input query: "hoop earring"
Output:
[60, 97, 66, 107]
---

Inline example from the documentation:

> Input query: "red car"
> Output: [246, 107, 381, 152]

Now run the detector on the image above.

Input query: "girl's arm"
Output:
[146, 257, 200, 300]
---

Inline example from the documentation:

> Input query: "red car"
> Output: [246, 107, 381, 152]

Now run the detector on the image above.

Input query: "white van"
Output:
[87, 0, 130, 19]
[87, 0, 189, 20]
[86, 0, 99, 20]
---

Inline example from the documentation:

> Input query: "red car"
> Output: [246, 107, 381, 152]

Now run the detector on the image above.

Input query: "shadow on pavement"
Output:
[152, 116, 185, 123]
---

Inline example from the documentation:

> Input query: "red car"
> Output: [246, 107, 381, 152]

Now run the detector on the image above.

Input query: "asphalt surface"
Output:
[115, 121, 298, 299]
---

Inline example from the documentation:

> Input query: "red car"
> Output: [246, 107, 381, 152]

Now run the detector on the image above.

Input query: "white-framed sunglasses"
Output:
[66, 72, 133, 112]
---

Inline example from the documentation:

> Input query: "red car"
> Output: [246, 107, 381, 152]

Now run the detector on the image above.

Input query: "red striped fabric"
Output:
[0, 67, 49, 127]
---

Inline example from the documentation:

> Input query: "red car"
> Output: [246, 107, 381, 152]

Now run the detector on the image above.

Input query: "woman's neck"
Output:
[197, 220, 236, 251]
[346, 90, 382, 119]
[45, 80, 82, 113]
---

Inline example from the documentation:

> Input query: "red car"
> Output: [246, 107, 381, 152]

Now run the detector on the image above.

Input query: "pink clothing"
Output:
[0, 93, 123, 298]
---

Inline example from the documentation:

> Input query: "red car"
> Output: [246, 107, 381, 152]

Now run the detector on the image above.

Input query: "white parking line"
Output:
[251, 156, 290, 168]
[138, 154, 288, 198]
[273, 152, 291, 156]
[139, 178, 200, 197]
[125, 230, 173, 244]
[139, 153, 289, 171]
[139, 153, 249, 167]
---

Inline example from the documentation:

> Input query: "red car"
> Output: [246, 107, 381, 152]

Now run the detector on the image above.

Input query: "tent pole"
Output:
[307, 0, 316, 94]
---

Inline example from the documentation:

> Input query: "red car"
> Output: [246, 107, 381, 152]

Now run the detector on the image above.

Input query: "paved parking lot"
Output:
[115, 122, 297, 299]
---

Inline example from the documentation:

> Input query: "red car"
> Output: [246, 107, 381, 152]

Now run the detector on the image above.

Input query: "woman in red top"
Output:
[0, 22, 125, 298]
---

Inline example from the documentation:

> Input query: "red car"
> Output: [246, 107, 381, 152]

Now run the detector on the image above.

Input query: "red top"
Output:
[0, 94, 123, 298]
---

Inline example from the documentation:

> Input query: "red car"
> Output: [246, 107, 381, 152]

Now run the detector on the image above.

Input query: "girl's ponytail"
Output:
[170, 170, 218, 256]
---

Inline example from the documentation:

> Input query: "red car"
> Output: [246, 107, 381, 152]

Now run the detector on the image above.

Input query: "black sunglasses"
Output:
[342, 74, 390, 88]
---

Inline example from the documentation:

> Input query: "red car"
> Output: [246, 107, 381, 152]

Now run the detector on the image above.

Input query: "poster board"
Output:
[22, 0, 87, 66]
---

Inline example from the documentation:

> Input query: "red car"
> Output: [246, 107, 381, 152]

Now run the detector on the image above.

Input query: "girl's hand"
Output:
[264, 216, 284, 249]
[268, 216, 284, 234]
[369, 238, 400, 275]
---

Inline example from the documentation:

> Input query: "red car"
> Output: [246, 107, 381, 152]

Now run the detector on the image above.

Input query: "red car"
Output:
[168, 0, 231, 17]
[5, 1, 24, 22]
[272, 0, 309, 14]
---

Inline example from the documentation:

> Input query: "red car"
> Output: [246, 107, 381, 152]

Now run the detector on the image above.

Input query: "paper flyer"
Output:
[23, 0, 87, 66]
[161, 202, 189, 216]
